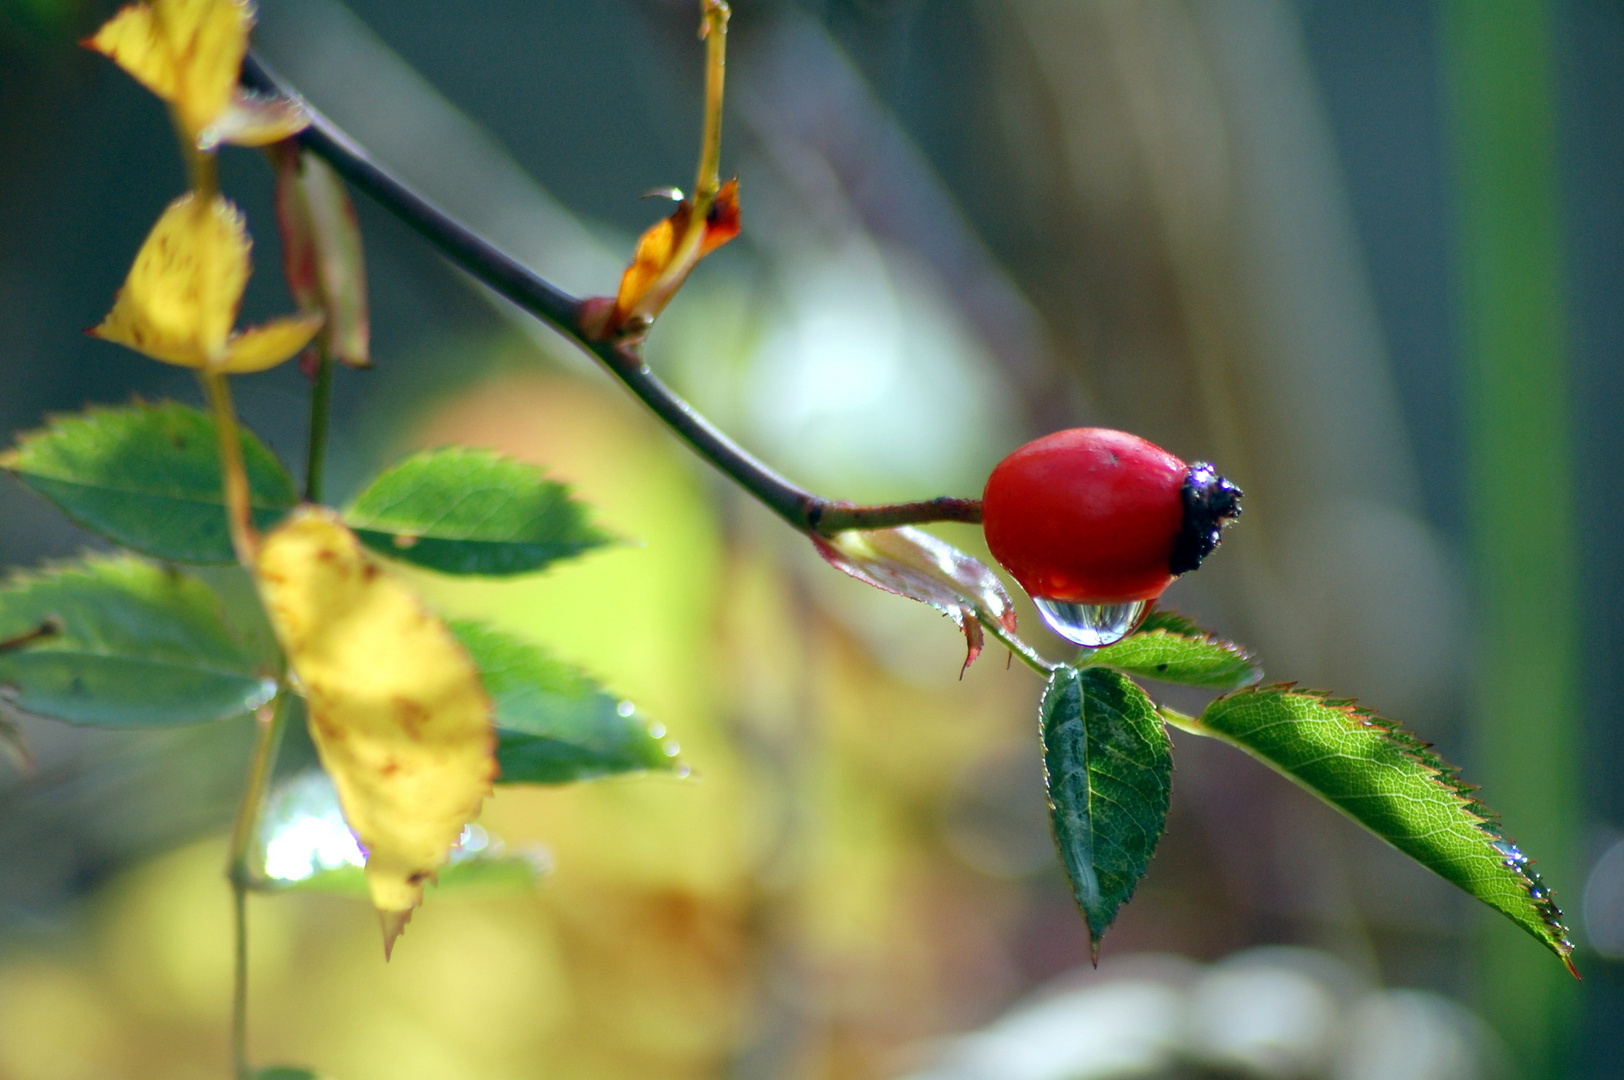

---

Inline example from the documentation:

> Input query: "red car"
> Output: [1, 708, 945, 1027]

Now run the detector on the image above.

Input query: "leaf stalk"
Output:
[200, 371, 259, 565]
[979, 610, 1057, 675]
[305, 347, 335, 503]
[226, 692, 291, 1080]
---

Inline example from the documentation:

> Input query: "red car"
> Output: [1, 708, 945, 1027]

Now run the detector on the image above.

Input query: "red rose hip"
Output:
[981, 428, 1241, 647]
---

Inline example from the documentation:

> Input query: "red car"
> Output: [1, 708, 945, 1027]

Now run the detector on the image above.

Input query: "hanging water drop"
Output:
[1492, 839, 1528, 867]
[1033, 598, 1147, 648]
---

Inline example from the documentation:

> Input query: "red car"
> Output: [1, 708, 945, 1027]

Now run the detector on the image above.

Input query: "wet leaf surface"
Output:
[1178, 686, 1575, 972]
[450, 620, 674, 784]
[1087, 608, 1262, 690]
[814, 526, 1016, 673]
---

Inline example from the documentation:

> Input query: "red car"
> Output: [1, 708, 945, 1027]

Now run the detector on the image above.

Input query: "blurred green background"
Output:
[1, 1, 1621, 1078]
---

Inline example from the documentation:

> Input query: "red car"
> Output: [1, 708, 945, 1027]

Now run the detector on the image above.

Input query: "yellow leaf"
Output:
[221, 314, 324, 373]
[613, 215, 678, 324]
[91, 193, 317, 373]
[85, 0, 253, 141]
[254, 509, 496, 954]
[85, 5, 177, 103]
[592, 178, 742, 340]
[91, 192, 248, 369]
[200, 90, 309, 150]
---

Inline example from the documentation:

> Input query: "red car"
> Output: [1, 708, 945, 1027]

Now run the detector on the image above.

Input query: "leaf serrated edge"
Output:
[1098, 627, 1263, 685]
[1, 397, 296, 502]
[1172, 684, 1576, 975]
[1130, 608, 1262, 674]
[344, 446, 620, 546]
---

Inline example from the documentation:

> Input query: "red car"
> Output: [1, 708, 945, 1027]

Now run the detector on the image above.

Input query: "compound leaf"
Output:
[255, 508, 496, 955]
[1, 401, 297, 563]
[1179, 686, 1575, 973]
[0, 555, 276, 727]
[1088, 608, 1262, 690]
[1041, 664, 1172, 953]
[449, 620, 674, 784]
[343, 448, 611, 576]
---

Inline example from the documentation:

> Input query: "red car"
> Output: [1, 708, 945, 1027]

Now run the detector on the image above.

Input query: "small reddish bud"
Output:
[981, 428, 1241, 645]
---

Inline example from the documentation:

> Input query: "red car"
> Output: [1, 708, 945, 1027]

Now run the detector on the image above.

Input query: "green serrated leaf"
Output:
[448, 620, 673, 783]
[343, 448, 612, 576]
[1041, 665, 1173, 951]
[1, 401, 298, 563]
[253, 1067, 321, 1080]
[1088, 608, 1262, 690]
[0, 556, 277, 727]
[1178, 686, 1575, 972]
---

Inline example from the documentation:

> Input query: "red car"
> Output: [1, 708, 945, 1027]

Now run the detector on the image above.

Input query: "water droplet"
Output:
[1492, 839, 1528, 867]
[664, 741, 682, 757]
[647, 721, 667, 739]
[616, 700, 636, 718]
[1033, 598, 1147, 648]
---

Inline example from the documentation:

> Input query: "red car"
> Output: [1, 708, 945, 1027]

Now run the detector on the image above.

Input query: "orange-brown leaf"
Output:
[602, 178, 741, 337]
[699, 178, 741, 256]
[613, 214, 680, 323]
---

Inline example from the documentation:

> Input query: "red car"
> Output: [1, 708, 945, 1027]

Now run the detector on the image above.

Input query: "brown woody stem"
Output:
[239, 54, 980, 539]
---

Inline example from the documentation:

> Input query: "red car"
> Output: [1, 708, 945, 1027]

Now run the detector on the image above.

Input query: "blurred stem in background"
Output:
[1441, 1, 1580, 1076]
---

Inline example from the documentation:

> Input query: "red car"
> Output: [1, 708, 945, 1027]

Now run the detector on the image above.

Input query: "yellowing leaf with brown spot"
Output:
[86, 0, 252, 140]
[254, 508, 496, 954]
[91, 193, 320, 373]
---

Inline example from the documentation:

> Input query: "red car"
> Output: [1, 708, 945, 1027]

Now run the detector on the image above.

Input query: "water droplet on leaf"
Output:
[1492, 839, 1528, 867]
[1033, 598, 1147, 648]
